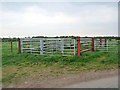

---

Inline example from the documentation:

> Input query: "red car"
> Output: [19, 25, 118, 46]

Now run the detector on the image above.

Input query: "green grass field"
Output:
[2, 41, 118, 85]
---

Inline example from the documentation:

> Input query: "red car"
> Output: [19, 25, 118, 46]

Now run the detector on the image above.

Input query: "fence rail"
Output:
[20, 38, 76, 56]
[19, 37, 119, 56]
[94, 38, 118, 52]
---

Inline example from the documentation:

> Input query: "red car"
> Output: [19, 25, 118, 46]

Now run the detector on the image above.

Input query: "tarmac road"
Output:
[63, 75, 118, 88]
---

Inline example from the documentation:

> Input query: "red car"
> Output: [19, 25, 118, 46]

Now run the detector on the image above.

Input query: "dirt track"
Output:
[3, 69, 118, 88]
[63, 75, 118, 88]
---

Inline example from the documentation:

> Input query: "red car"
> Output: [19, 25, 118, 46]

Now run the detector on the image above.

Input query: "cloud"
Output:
[1, 3, 118, 37]
[78, 4, 117, 23]
[2, 5, 79, 27]
[23, 11, 78, 26]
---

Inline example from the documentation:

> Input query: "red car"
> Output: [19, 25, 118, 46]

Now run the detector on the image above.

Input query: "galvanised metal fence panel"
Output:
[94, 38, 107, 52]
[107, 39, 118, 52]
[20, 38, 76, 56]
[94, 38, 118, 52]
[20, 37, 119, 56]
[80, 37, 92, 53]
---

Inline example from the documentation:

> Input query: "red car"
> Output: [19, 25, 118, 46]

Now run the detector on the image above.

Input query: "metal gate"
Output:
[80, 37, 93, 53]
[20, 38, 76, 56]
[94, 38, 118, 52]
[19, 37, 119, 56]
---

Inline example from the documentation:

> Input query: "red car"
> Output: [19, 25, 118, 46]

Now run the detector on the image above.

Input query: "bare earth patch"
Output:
[3, 69, 118, 88]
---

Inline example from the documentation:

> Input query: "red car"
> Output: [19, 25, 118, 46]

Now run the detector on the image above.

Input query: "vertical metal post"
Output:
[73, 39, 76, 55]
[30, 39, 32, 54]
[92, 37, 94, 51]
[55, 40, 57, 53]
[107, 39, 108, 52]
[21, 39, 23, 53]
[105, 38, 106, 47]
[61, 39, 64, 55]
[77, 36, 80, 56]
[18, 38, 21, 53]
[40, 38, 43, 55]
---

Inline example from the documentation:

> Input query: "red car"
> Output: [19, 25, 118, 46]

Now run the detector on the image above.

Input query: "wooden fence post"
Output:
[10, 39, 13, 53]
[92, 37, 94, 51]
[18, 38, 21, 53]
[77, 36, 80, 56]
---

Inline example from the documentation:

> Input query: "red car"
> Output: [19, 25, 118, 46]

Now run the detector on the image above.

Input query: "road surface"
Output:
[63, 75, 118, 88]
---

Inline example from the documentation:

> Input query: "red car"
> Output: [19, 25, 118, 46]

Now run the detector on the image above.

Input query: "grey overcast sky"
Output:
[0, 0, 118, 38]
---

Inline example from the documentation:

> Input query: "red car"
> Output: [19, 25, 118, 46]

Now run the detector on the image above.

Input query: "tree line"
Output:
[1, 36, 120, 42]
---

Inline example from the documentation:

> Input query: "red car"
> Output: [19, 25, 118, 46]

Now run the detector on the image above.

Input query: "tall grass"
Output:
[2, 41, 118, 84]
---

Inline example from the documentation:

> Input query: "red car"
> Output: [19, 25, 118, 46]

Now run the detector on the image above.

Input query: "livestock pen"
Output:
[18, 37, 118, 56]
